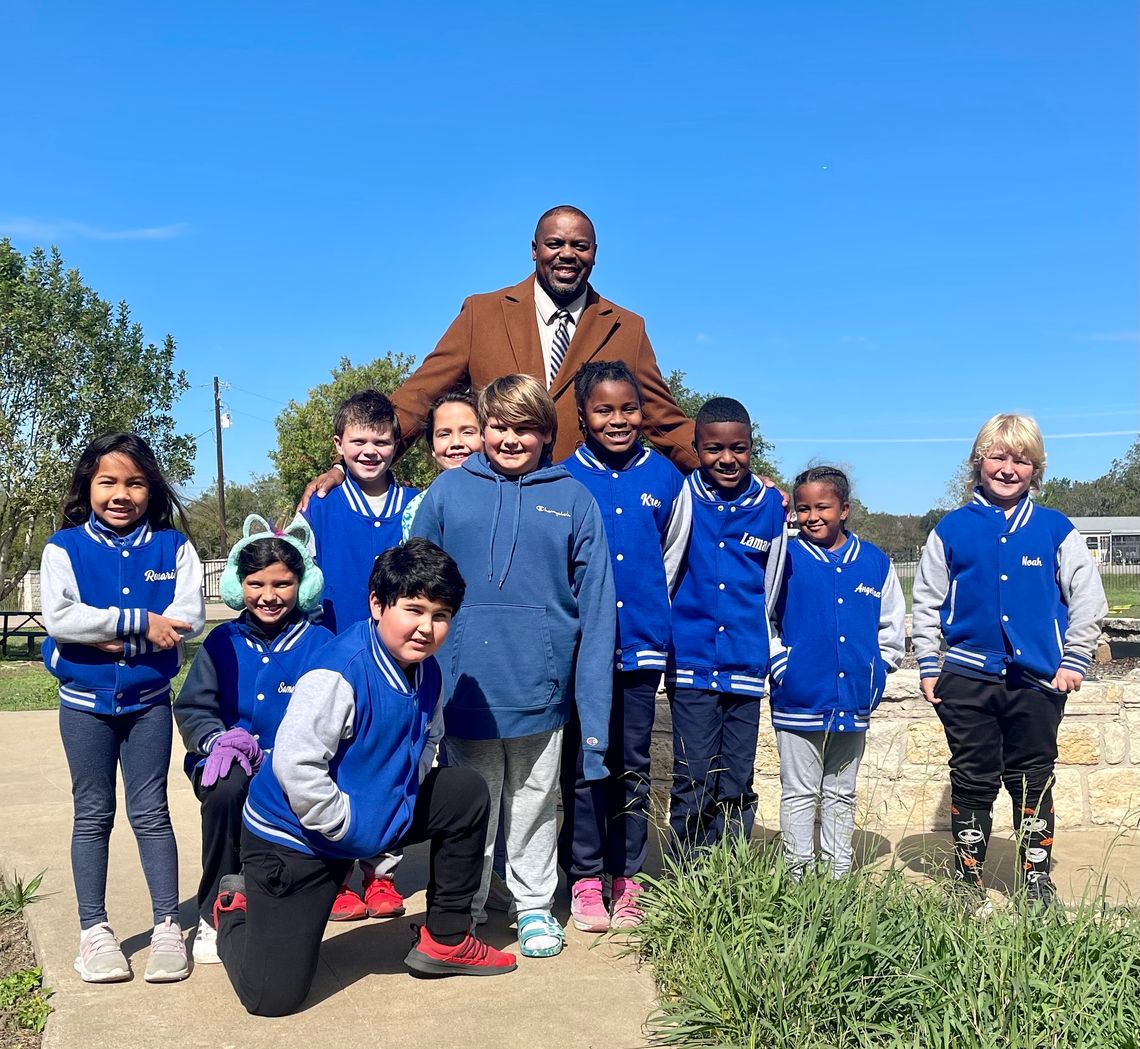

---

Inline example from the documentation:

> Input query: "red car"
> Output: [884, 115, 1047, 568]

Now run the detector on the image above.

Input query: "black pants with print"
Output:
[934, 671, 1065, 886]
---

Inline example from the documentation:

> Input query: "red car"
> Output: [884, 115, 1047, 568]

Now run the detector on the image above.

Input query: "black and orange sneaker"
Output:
[404, 924, 517, 977]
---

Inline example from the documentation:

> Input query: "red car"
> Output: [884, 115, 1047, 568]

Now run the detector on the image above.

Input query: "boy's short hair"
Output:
[969, 413, 1047, 490]
[334, 389, 401, 442]
[794, 465, 851, 504]
[369, 538, 466, 614]
[477, 374, 558, 450]
[572, 359, 644, 417]
[694, 397, 751, 437]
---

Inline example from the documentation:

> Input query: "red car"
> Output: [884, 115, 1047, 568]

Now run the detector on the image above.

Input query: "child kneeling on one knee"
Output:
[214, 539, 515, 1018]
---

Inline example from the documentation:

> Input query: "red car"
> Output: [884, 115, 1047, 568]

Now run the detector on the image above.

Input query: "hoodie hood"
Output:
[461, 453, 571, 587]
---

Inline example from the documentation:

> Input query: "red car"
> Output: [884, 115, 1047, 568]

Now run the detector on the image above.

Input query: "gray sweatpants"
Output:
[776, 729, 865, 878]
[444, 728, 562, 919]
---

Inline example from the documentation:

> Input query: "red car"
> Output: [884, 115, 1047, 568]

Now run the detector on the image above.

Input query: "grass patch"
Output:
[0, 872, 53, 1044]
[629, 836, 1140, 1048]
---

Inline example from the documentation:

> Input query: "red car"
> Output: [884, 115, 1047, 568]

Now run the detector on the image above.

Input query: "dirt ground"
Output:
[0, 914, 42, 1049]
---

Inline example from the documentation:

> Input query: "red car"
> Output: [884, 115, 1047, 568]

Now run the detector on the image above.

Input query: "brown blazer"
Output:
[390, 277, 698, 471]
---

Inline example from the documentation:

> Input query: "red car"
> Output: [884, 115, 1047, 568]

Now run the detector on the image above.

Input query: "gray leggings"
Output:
[59, 702, 180, 928]
[776, 728, 865, 878]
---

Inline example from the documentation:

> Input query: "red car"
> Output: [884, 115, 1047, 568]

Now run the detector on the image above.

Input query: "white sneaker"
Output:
[75, 922, 131, 983]
[192, 917, 220, 964]
[145, 917, 189, 983]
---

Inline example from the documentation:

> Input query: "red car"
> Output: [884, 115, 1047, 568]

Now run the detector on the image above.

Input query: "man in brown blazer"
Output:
[386, 205, 697, 469]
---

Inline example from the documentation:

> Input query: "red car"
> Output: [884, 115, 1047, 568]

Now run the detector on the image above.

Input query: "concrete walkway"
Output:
[1, 709, 1136, 1049]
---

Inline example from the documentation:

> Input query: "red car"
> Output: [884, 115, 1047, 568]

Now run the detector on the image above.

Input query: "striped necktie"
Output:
[548, 309, 571, 388]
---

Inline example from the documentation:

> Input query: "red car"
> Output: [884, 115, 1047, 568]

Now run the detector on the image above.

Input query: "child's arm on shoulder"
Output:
[174, 641, 227, 756]
[879, 564, 906, 671]
[912, 531, 949, 704]
[152, 540, 205, 647]
[418, 675, 445, 781]
[763, 499, 789, 617]
[570, 500, 617, 781]
[1053, 529, 1109, 692]
[40, 543, 128, 648]
[272, 669, 356, 840]
[768, 567, 790, 686]
[661, 482, 692, 595]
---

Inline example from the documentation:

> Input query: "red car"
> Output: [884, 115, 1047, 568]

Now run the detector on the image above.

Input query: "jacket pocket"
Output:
[449, 604, 558, 710]
[861, 659, 889, 717]
[1053, 618, 1064, 658]
[946, 579, 958, 626]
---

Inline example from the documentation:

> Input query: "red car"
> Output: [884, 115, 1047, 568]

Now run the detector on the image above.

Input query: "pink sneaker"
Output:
[570, 877, 610, 933]
[609, 876, 644, 929]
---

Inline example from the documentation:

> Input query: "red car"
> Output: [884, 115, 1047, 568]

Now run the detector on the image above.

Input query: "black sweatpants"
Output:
[217, 765, 489, 1017]
[192, 765, 251, 925]
[934, 671, 1065, 885]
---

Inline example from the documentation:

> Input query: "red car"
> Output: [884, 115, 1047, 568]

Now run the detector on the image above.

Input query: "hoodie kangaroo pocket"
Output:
[449, 604, 558, 710]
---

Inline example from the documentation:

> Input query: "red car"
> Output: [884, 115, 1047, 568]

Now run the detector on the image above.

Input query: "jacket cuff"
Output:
[1059, 651, 1090, 675]
[769, 651, 789, 684]
[123, 636, 153, 657]
[116, 607, 149, 639]
[917, 655, 941, 680]
[200, 729, 224, 755]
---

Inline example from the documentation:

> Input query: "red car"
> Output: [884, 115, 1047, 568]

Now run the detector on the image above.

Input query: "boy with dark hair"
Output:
[297, 387, 417, 918]
[667, 397, 787, 854]
[215, 540, 516, 1017]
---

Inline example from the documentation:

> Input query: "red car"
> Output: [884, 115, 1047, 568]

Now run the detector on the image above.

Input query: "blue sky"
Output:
[3, 2, 1136, 513]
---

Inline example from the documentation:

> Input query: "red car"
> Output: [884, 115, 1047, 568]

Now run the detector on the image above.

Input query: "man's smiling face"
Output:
[532, 211, 596, 303]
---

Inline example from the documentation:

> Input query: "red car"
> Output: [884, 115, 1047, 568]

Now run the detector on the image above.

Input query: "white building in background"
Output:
[1069, 517, 1140, 564]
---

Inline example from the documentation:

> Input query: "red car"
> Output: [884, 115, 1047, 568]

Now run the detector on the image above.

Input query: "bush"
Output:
[628, 836, 1140, 1048]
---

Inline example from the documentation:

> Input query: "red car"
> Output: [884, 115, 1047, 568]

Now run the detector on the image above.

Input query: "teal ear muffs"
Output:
[219, 514, 325, 614]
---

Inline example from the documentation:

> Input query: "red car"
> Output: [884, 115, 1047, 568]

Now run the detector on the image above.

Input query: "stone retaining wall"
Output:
[651, 670, 1140, 831]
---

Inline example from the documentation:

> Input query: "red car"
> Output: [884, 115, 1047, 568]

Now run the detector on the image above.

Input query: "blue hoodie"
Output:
[411, 453, 616, 758]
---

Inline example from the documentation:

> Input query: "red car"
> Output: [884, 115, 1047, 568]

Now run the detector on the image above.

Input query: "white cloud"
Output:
[0, 217, 189, 241]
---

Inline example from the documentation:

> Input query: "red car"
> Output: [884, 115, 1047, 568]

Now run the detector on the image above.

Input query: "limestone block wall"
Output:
[650, 670, 1140, 831]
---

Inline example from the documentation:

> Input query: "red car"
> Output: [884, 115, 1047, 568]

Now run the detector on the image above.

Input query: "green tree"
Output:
[664, 369, 782, 483]
[183, 474, 291, 559]
[0, 239, 194, 601]
[1039, 438, 1140, 516]
[271, 355, 435, 507]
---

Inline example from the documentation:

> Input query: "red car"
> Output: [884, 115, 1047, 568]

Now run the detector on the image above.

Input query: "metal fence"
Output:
[203, 560, 226, 602]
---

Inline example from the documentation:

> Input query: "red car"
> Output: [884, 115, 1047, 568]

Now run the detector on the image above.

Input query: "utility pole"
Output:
[213, 376, 228, 551]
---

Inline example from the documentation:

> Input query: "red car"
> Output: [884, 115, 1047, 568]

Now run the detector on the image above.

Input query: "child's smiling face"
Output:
[582, 379, 643, 459]
[694, 421, 752, 497]
[90, 452, 150, 534]
[371, 592, 454, 668]
[430, 402, 482, 470]
[978, 446, 1034, 509]
[483, 416, 550, 477]
[795, 481, 849, 550]
[242, 561, 300, 632]
[334, 423, 396, 494]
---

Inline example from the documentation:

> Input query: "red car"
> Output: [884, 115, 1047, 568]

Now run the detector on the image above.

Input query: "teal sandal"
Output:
[517, 912, 564, 958]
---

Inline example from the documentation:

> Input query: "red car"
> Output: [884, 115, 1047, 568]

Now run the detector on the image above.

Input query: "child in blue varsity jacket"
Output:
[174, 516, 332, 965]
[40, 433, 205, 984]
[769, 466, 905, 878]
[412, 374, 616, 959]
[215, 540, 516, 1017]
[558, 360, 690, 932]
[668, 398, 787, 854]
[913, 414, 1107, 913]
[297, 388, 416, 920]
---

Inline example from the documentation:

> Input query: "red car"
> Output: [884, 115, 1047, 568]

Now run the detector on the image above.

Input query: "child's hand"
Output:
[754, 473, 789, 509]
[920, 677, 940, 705]
[297, 464, 345, 511]
[146, 612, 192, 650]
[89, 640, 125, 654]
[1050, 668, 1084, 693]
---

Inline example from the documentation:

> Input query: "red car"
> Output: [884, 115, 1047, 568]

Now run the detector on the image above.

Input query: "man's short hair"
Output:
[969, 413, 1047, 490]
[534, 205, 595, 241]
[477, 374, 558, 451]
[334, 389, 401, 441]
[695, 397, 752, 433]
[369, 538, 466, 613]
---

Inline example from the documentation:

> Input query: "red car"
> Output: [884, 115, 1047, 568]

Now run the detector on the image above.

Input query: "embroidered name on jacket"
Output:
[144, 569, 177, 581]
[278, 682, 295, 693]
[535, 505, 571, 518]
[740, 532, 771, 552]
[1022, 555, 1043, 567]
[854, 582, 882, 598]
[640, 492, 662, 508]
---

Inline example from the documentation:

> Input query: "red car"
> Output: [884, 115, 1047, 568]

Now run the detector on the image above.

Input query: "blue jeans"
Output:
[59, 702, 180, 928]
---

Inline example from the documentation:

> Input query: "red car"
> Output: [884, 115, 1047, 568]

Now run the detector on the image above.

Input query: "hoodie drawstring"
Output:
[497, 479, 523, 589]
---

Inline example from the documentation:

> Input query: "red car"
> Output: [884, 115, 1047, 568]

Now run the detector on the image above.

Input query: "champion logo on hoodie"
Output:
[535, 504, 571, 519]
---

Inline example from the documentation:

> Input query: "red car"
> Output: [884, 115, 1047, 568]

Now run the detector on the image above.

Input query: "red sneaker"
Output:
[213, 874, 246, 929]
[363, 874, 406, 918]
[404, 924, 517, 977]
[329, 884, 368, 922]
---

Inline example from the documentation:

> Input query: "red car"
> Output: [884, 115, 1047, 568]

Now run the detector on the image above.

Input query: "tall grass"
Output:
[628, 836, 1140, 1048]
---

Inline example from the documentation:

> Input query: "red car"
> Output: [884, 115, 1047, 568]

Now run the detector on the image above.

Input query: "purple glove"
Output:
[200, 727, 263, 788]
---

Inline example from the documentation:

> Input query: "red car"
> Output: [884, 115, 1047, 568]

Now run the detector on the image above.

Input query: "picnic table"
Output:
[0, 611, 47, 656]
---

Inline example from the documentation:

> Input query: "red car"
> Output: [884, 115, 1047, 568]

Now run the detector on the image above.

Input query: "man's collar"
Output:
[533, 277, 587, 325]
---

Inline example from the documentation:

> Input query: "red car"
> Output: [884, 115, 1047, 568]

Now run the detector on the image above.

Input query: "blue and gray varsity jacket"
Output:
[668, 472, 787, 697]
[40, 517, 205, 715]
[769, 533, 905, 733]
[912, 490, 1107, 691]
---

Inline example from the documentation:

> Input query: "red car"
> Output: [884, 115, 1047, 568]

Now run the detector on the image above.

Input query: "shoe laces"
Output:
[151, 918, 185, 955]
[413, 924, 492, 962]
[81, 924, 122, 962]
